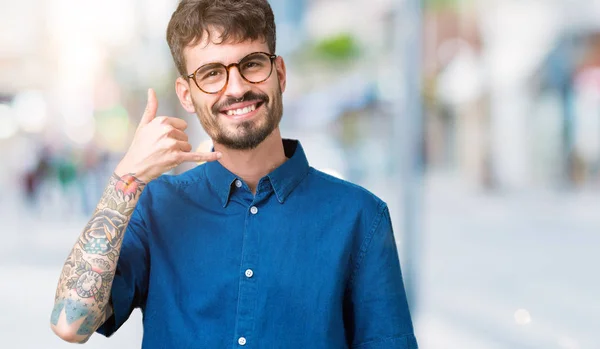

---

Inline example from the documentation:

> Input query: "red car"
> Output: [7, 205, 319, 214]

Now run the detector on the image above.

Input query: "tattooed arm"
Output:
[50, 173, 145, 343]
[50, 89, 221, 343]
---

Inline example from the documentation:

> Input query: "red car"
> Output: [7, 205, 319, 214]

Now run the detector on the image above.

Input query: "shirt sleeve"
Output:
[344, 204, 418, 349]
[96, 200, 150, 337]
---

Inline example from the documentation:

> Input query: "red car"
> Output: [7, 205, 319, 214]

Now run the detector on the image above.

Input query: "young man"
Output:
[50, 1, 418, 348]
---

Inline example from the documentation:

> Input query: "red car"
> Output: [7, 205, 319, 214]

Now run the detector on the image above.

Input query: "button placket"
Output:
[233, 202, 261, 348]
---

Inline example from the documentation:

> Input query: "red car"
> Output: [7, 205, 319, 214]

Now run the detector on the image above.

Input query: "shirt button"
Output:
[250, 206, 258, 215]
[245, 269, 254, 278]
[238, 337, 247, 346]
[235, 180, 242, 188]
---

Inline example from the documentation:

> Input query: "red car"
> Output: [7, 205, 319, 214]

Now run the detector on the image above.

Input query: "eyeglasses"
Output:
[186, 52, 277, 94]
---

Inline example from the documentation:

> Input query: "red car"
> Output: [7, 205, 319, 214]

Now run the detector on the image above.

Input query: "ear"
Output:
[275, 56, 287, 93]
[175, 76, 196, 113]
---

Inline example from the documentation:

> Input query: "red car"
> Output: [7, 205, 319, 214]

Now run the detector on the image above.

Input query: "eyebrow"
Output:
[197, 52, 260, 68]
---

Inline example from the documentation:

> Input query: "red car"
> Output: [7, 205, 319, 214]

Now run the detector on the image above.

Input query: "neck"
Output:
[213, 128, 287, 194]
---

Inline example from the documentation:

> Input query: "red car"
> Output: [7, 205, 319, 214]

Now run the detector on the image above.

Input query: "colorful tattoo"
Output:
[79, 208, 128, 256]
[51, 299, 90, 325]
[115, 174, 144, 202]
[52, 173, 146, 339]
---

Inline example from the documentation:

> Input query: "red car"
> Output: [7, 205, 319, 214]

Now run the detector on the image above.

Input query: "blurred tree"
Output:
[312, 33, 360, 61]
[424, 0, 473, 11]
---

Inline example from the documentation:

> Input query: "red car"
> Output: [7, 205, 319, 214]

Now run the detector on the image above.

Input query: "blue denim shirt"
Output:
[97, 139, 417, 348]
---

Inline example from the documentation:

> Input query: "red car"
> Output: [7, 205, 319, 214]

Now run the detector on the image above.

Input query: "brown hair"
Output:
[166, 0, 277, 76]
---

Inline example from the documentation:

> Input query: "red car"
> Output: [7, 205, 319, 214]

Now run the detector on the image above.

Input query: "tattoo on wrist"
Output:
[81, 173, 145, 259]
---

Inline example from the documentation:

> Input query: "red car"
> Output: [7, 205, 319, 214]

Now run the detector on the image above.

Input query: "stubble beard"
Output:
[194, 88, 283, 150]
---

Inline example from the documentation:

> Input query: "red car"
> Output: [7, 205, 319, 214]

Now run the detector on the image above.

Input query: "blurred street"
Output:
[3, 0, 600, 347]
[417, 175, 600, 349]
[1, 171, 598, 349]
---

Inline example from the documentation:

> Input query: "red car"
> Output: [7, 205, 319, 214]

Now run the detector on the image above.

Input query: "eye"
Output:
[201, 69, 223, 80]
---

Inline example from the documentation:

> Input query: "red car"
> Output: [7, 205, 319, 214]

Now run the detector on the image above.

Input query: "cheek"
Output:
[192, 95, 217, 113]
[260, 84, 277, 103]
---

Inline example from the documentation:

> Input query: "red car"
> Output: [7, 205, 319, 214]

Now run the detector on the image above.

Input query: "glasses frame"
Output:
[186, 52, 277, 94]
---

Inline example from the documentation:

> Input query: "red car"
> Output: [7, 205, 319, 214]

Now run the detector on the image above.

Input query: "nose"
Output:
[223, 66, 251, 99]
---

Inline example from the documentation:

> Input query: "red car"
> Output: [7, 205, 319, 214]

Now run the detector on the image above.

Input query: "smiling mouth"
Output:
[221, 101, 264, 117]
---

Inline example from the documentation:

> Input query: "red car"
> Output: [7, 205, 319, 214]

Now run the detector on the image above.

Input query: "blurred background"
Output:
[1, 0, 599, 348]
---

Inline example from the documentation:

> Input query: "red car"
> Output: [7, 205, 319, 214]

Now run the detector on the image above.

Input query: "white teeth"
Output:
[226, 104, 257, 116]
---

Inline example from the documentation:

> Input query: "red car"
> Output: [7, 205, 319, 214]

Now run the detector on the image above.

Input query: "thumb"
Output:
[139, 88, 158, 127]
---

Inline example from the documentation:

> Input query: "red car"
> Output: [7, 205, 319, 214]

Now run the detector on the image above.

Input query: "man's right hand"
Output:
[115, 88, 221, 182]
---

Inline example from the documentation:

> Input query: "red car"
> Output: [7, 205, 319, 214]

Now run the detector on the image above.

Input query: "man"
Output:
[50, 0, 418, 348]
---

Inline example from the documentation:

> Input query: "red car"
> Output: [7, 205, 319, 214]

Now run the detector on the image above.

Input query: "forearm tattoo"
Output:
[51, 173, 145, 340]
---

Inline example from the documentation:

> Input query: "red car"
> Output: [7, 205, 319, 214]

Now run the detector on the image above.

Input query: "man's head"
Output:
[167, 0, 286, 150]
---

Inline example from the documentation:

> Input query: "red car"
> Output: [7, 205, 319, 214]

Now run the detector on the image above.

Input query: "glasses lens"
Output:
[239, 53, 273, 83]
[195, 63, 227, 93]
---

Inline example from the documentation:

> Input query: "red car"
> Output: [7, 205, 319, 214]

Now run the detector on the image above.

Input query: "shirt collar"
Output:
[205, 139, 309, 207]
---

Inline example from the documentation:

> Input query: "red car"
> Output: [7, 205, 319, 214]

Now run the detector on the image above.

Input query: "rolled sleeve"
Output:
[96, 201, 150, 337]
[345, 204, 418, 348]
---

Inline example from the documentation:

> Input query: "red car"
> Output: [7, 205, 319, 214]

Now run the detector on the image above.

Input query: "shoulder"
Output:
[305, 168, 391, 254]
[306, 167, 387, 216]
[141, 164, 209, 202]
[152, 164, 207, 189]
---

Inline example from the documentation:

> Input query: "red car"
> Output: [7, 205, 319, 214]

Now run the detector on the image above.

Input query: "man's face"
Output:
[177, 33, 286, 150]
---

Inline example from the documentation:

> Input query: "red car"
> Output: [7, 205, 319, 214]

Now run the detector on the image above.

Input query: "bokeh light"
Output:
[12, 91, 48, 133]
[64, 117, 96, 145]
[514, 309, 532, 325]
[0, 104, 18, 140]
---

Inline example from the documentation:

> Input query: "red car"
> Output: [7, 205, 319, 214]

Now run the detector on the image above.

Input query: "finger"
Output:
[139, 88, 158, 127]
[176, 141, 192, 153]
[167, 128, 189, 142]
[178, 151, 222, 164]
[157, 116, 188, 131]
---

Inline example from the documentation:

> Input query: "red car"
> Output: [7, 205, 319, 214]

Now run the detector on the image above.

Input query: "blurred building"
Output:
[2, 1, 600, 349]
